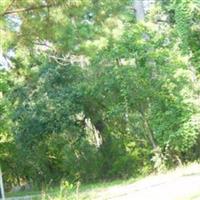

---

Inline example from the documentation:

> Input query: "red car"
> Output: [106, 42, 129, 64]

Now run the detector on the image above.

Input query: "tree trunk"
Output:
[133, 0, 145, 21]
[139, 110, 157, 150]
[139, 109, 165, 171]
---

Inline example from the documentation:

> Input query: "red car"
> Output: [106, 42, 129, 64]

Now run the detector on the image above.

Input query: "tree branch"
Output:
[1, 3, 59, 16]
[3, 0, 16, 14]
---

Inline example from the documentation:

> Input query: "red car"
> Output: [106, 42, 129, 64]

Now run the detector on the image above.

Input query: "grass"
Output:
[6, 162, 200, 200]
[6, 176, 141, 200]
[6, 190, 42, 198]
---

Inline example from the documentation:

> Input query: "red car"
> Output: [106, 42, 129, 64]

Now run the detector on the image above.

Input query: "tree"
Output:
[1, 0, 200, 189]
[134, 0, 145, 21]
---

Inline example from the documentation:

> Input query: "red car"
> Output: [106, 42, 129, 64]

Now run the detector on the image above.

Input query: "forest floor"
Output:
[6, 163, 200, 200]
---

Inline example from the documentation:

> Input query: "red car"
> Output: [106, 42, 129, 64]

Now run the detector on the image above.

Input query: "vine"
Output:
[175, 0, 191, 53]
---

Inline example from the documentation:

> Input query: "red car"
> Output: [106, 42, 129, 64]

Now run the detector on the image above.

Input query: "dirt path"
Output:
[94, 165, 200, 200]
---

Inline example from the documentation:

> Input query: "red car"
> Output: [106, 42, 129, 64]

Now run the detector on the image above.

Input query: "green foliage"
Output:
[175, 0, 191, 52]
[1, 0, 200, 191]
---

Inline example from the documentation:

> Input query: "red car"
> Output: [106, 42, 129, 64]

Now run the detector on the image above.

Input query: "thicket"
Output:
[1, 0, 200, 190]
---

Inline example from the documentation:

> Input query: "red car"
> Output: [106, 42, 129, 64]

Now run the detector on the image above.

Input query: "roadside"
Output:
[6, 163, 200, 200]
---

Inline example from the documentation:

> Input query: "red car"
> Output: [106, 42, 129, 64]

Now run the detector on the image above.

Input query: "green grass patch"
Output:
[6, 176, 141, 200]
